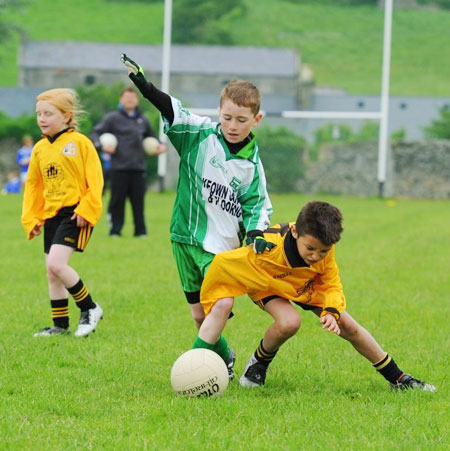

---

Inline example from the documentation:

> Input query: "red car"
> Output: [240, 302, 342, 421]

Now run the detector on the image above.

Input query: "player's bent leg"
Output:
[337, 311, 386, 363]
[240, 298, 300, 388]
[45, 253, 69, 300]
[198, 297, 234, 344]
[46, 244, 79, 288]
[316, 310, 437, 391]
[189, 302, 205, 330]
[196, 298, 235, 380]
[263, 298, 301, 351]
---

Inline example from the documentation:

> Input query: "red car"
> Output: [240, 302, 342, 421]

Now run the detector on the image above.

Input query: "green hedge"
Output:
[256, 126, 306, 193]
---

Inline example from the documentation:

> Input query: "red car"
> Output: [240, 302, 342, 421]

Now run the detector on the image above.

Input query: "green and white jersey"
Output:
[164, 96, 273, 254]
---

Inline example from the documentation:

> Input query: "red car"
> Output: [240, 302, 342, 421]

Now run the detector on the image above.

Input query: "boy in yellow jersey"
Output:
[193, 201, 436, 391]
[22, 88, 104, 338]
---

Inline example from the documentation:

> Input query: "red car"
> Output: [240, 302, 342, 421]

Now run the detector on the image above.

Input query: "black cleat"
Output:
[34, 326, 70, 337]
[239, 356, 267, 387]
[391, 373, 436, 392]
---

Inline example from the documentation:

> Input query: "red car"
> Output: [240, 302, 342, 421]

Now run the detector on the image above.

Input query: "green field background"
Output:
[0, 192, 448, 449]
[1, 0, 450, 95]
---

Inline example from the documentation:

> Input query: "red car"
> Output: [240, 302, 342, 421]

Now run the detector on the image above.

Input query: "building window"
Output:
[85, 75, 96, 85]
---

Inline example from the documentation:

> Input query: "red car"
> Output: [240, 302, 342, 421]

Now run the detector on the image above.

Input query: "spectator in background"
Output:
[2, 171, 21, 194]
[16, 135, 34, 187]
[91, 87, 165, 238]
[100, 150, 112, 195]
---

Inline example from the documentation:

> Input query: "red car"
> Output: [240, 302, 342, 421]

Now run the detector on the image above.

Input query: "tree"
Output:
[172, 0, 246, 44]
[425, 107, 450, 139]
[0, 0, 29, 48]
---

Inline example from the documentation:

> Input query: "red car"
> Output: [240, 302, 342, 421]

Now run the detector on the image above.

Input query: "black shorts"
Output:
[255, 295, 320, 312]
[44, 206, 94, 254]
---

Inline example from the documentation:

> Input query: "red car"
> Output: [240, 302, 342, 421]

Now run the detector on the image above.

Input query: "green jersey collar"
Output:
[218, 127, 259, 163]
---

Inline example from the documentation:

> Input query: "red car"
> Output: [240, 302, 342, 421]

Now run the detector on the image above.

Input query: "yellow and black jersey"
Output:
[200, 222, 346, 320]
[21, 129, 103, 239]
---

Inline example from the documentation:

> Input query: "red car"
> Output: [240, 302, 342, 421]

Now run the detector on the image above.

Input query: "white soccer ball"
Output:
[99, 133, 118, 150]
[170, 348, 229, 398]
[142, 136, 160, 155]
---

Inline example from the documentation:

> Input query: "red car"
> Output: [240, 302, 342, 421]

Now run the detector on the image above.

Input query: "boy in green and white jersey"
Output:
[121, 54, 274, 378]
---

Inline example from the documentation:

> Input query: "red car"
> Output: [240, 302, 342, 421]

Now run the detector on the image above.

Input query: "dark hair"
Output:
[296, 201, 343, 245]
[219, 80, 261, 116]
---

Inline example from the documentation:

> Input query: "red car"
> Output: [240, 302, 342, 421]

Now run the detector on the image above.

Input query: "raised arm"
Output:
[120, 53, 174, 125]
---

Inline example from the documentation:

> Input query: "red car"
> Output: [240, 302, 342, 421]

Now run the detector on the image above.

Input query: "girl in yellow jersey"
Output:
[21, 88, 104, 338]
[193, 201, 436, 392]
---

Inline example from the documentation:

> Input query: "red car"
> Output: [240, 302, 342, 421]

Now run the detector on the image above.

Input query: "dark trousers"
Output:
[109, 170, 147, 236]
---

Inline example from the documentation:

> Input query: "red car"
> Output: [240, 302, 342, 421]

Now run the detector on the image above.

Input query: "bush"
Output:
[0, 112, 40, 142]
[417, 0, 450, 9]
[424, 107, 450, 139]
[256, 125, 306, 192]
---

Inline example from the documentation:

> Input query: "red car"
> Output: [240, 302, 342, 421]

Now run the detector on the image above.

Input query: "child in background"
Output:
[2, 171, 21, 194]
[16, 135, 34, 187]
[121, 54, 274, 379]
[195, 201, 436, 392]
[21, 88, 104, 337]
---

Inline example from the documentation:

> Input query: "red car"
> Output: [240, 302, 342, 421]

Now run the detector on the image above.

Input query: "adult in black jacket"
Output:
[91, 87, 165, 237]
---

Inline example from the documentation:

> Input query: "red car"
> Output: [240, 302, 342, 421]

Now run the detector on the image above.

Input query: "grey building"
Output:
[18, 40, 302, 112]
[1, 40, 448, 141]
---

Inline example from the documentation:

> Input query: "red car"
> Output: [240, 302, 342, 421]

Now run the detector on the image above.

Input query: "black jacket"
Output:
[91, 107, 155, 171]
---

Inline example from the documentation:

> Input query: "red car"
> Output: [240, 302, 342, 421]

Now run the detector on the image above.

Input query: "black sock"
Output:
[67, 279, 96, 312]
[51, 298, 69, 328]
[373, 354, 403, 384]
[254, 339, 278, 368]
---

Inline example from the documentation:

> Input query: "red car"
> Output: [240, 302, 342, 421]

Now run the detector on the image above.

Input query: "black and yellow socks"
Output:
[51, 298, 69, 329]
[373, 353, 403, 384]
[68, 279, 96, 312]
[254, 339, 278, 368]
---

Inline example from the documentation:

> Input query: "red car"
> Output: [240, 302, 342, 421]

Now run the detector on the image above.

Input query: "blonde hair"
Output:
[36, 88, 85, 128]
[219, 80, 261, 116]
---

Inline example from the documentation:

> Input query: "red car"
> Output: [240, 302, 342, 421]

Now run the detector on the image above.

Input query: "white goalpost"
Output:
[158, 0, 394, 197]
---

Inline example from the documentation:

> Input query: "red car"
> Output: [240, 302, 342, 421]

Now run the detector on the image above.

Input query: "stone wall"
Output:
[2, 138, 449, 198]
[299, 140, 450, 199]
[392, 141, 450, 198]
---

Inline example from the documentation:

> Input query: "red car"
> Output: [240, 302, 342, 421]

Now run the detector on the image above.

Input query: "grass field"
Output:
[0, 192, 449, 449]
[1, 0, 450, 95]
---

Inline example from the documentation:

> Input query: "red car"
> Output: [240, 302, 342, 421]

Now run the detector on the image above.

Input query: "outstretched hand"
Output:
[320, 313, 341, 335]
[120, 53, 144, 76]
